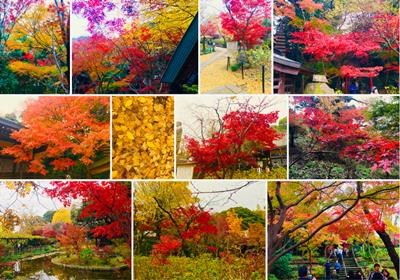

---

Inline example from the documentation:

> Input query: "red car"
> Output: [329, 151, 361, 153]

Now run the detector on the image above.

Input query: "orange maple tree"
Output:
[2, 96, 110, 176]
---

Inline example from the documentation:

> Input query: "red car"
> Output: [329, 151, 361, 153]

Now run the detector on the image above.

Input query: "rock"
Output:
[304, 75, 335, 94]
[312, 74, 329, 83]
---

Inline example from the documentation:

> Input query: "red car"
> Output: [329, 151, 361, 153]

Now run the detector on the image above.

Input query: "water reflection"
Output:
[14, 257, 131, 280]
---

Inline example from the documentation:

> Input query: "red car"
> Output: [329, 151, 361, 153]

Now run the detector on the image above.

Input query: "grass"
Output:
[1, 245, 58, 263]
[51, 256, 128, 271]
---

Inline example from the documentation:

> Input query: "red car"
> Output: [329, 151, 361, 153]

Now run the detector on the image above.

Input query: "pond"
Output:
[13, 257, 131, 280]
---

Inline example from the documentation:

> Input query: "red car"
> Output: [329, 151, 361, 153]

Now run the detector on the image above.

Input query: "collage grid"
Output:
[0, 0, 398, 280]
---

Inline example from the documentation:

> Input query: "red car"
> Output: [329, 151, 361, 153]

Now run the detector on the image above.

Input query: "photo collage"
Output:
[0, 0, 398, 279]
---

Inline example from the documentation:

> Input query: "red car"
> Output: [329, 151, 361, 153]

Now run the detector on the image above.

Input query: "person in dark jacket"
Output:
[325, 260, 332, 280]
[368, 264, 384, 280]
[298, 265, 308, 280]
[334, 261, 341, 279]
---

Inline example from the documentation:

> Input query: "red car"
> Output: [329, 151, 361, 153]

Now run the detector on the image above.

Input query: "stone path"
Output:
[200, 47, 228, 69]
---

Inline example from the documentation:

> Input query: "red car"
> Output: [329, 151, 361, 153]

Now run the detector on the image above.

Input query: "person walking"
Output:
[298, 265, 309, 280]
[338, 247, 344, 265]
[325, 260, 332, 280]
[370, 86, 379, 94]
[13, 260, 21, 276]
[368, 264, 384, 280]
[334, 260, 341, 279]
[382, 268, 390, 280]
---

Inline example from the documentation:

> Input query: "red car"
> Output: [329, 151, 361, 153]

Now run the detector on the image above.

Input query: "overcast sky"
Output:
[71, 14, 90, 38]
[201, 0, 225, 19]
[289, 95, 394, 110]
[189, 181, 265, 212]
[0, 96, 37, 118]
[0, 182, 67, 217]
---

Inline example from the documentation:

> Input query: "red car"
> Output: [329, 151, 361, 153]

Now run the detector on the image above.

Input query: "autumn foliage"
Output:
[289, 96, 399, 178]
[0, 0, 69, 93]
[268, 181, 400, 276]
[2, 97, 110, 177]
[46, 181, 131, 241]
[72, 0, 197, 94]
[220, 0, 270, 49]
[276, 0, 399, 92]
[186, 110, 282, 178]
[112, 96, 174, 179]
[134, 181, 266, 278]
[57, 224, 87, 256]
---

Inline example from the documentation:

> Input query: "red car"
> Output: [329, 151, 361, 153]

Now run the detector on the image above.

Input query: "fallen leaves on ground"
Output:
[112, 96, 174, 179]
[201, 53, 271, 94]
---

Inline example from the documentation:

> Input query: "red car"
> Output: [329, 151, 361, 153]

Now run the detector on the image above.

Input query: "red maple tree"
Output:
[151, 204, 217, 263]
[2, 97, 110, 176]
[186, 110, 282, 179]
[293, 106, 399, 174]
[201, 20, 218, 38]
[46, 181, 131, 241]
[220, 0, 270, 49]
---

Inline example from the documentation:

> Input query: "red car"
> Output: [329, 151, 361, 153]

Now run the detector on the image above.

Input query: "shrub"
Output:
[0, 63, 18, 94]
[384, 85, 399, 94]
[270, 254, 295, 280]
[246, 45, 271, 67]
[268, 274, 279, 280]
[229, 167, 287, 179]
[230, 63, 242, 72]
[182, 84, 198, 94]
[57, 224, 87, 256]
[134, 254, 265, 280]
[79, 248, 94, 264]
[0, 270, 14, 280]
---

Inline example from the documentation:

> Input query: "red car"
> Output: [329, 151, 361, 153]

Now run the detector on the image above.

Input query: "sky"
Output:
[201, 0, 225, 19]
[189, 181, 265, 212]
[176, 95, 288, 139]
[0, 96, 37, 118]
[71, 14, 90, 38]
[0, 182, 67, 217]
[289, 95, 393, 111]
[71, 4, 134, 39]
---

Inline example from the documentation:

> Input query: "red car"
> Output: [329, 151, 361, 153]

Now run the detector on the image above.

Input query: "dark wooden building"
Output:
[0, 117, 30, 178]
[161, 14, 198, 94]
[273, 23, 314, 94]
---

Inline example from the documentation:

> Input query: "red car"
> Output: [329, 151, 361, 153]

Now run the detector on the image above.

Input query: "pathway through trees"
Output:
[200, 47, 252, 94]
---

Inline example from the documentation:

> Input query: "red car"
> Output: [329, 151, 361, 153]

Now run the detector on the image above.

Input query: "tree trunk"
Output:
[375, 230, 399, 278]
[363, 205, 399, 278]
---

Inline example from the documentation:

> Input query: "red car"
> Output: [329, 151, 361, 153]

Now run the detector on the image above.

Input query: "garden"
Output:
[176, 96, 287, 179]
[0, 96, 110, 179]
[289, 96, 399, 179]
[274, 0, 399, 94]
[72, 0, 198, 94]
[200, 0, 271, 94]
[112, 96, 174, 179]
[268, 181, 400, 280]
[134, 181, 266, 279]
[0, 181, 131, 279]
[0, 0, 69, 94]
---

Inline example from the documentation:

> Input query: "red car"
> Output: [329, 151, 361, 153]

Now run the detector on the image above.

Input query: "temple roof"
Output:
[161, 14, 198, 84]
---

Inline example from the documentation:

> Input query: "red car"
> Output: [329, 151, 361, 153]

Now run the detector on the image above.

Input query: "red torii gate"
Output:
[340, 66, 383, 94]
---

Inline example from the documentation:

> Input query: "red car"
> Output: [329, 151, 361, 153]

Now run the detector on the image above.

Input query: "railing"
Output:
[342, 255, 348, 277]
[351, 249, 366, 278]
